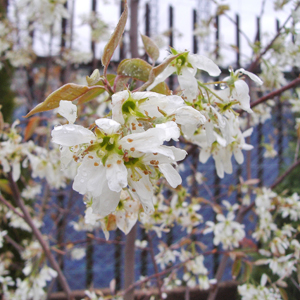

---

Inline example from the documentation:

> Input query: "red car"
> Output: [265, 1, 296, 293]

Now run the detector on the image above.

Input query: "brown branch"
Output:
[270, 157, 300, 189]
[0, 194, 24, 219]
[250, 77, 300, 109]
[8, 173, 74, 300]
[121, 248, 221, 297]
[4, 234, 24, 252]
[247, 2, 300, 73]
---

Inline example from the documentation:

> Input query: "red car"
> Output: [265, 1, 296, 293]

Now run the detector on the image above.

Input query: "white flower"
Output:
[52, 101, 186, 219]
[204, 213, 245, 250]
[112, 90, 205, 136]
[217, 68, 263, 113]
[238, 283, 282, 300]
[155, 244, 180, 269]
[70, 248, 86, 260]
[57, 100, 77, 124]
[0, 230, 7, 248]
[147, 50, 221, 100]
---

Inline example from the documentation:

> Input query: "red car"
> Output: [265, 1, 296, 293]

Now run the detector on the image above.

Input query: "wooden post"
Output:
[124, 2, 139, 299]
[169, 5, 174, 90]
[193, 9, 198, 54]
[236, 14, 240, 68]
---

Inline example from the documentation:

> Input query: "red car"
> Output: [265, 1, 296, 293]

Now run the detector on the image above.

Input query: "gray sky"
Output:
[32, 0, 295, 68]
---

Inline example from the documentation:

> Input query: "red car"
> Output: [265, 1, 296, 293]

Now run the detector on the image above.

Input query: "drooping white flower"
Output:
[216, 68, 263, 113]
[147, 50, 221, 100]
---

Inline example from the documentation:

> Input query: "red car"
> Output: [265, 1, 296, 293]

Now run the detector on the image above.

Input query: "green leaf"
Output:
[141, 34, 160, 62]
[117, 58, 152, 81]
[216, 4, 230, 15]
[151, 82, 171, 95]
[231, 258, 242, 279]
[243, 261, 252, 282]
[86, 69, 101, 86]
[24, 84, 105, 117]
[0, 179, 12, 195]
[297, 264, 300, 284]
[114, 75, 130, 92]
[101, 0, 128, 74]
[279, 288, 288, 300]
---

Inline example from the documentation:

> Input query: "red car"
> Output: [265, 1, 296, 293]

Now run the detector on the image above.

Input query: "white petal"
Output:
[178, 68, 198, 100]
[58, 100, 77, 124]
[159, 163, 182, 188]
[242, 127, 253, 138]
[241, 144, 254, 151]
[105, 154, 128, 192]
[121, 122, 179, 151]
[175, 106, 206, 126]
[155, 121, 180, 141]
[116, 208, 138, 235]
[188, 53, 221, 77]
[214, 156, 224, 178]
[12, 161, 21, 182]
[169, 146, 188, 161]
[59, 146, 74, 169]
[140, 94, 184, 117]
[147, 65, 176, 91]
[142, 146, 186, 164]
[236, 68, 263, 85]
[232, 80, 251, 112]
[205, 121, 215, 146]
[112, 90, 129, 124]
[95, 118, 121, 135]
[222, 149, 233, 174]
[128, 169, 154, 214]
[52, 124, 95, 146]
[92, 188, 121, 217]
[121, 129, 163, 151]
[73, 156, 105, 196]
[199, 148, 211, 163]
[143, 145, 175, 159]
[234, 148, 244, 164]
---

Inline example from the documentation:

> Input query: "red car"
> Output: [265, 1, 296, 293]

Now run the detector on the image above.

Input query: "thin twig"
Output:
[4, 235, 24, 252]
[270, 157, 300, 189]
[250, 77, 300, 109]
[8, 173, 74, 300]
[247, 2, 300, 73]
[0, 194, 24, 218]
[294, 138, 300, 163]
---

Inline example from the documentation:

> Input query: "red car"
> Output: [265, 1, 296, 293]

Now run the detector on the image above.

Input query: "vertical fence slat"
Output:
[91, 0, 97, 70]
[169, 5, 174, 90]
[193, 9, 198, 54]
[236, 14, 240, 68]
[114, 229, 122, 291]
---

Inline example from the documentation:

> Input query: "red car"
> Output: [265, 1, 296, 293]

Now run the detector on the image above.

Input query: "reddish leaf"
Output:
[101, 0, 128, 74]
[24, 84, 105, 117]
[24, 116, 40, 141]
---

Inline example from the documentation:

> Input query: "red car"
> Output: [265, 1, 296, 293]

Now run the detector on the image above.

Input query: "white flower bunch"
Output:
[52, 95, 192, 221]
